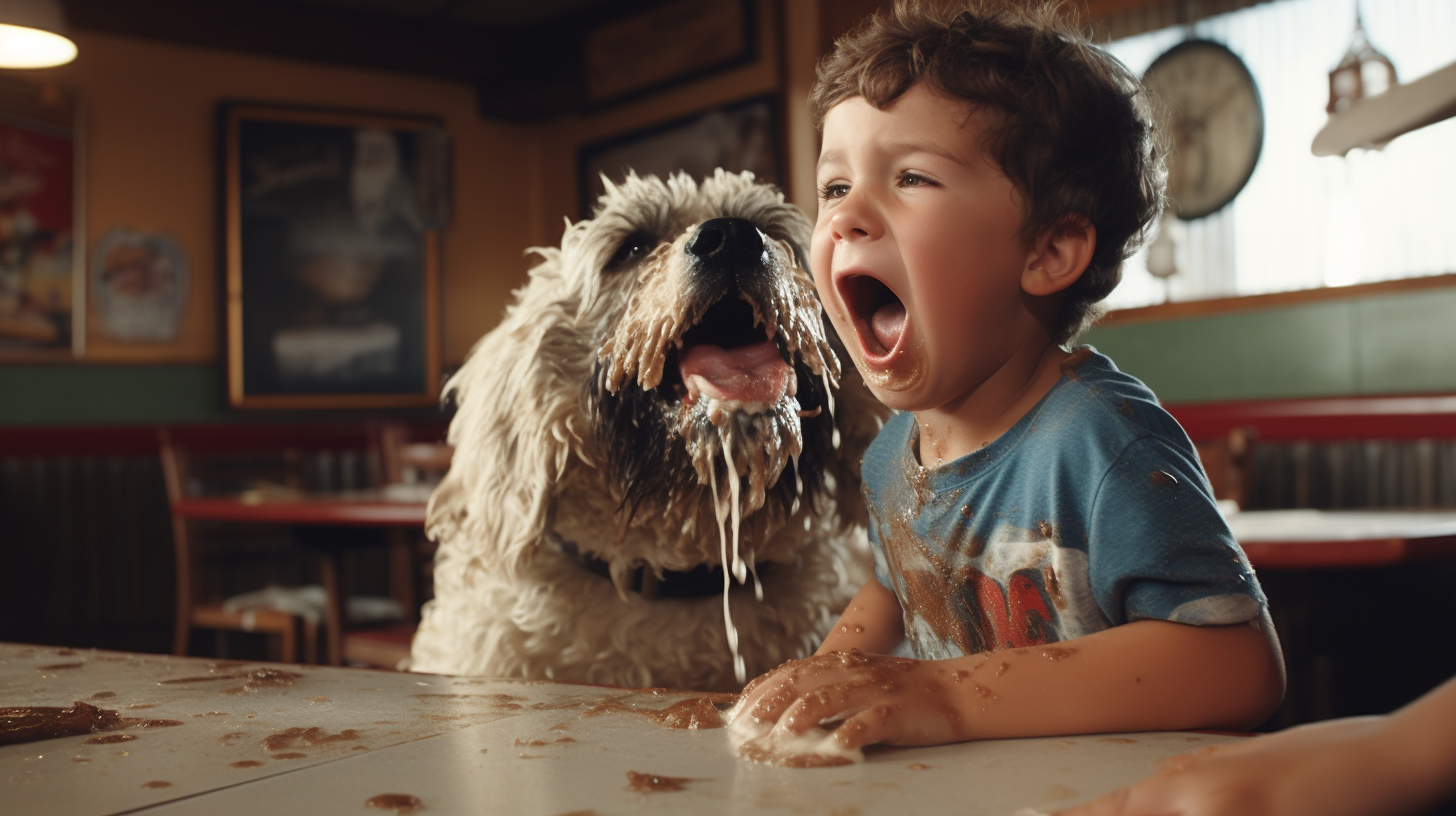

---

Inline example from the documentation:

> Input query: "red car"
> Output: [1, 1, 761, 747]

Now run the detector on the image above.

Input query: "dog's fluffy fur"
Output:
[410, 170, 884, 691]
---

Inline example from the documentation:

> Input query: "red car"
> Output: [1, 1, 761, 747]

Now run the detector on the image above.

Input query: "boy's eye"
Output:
[817, 183, 849, 200]
[899, 172, 929, 188]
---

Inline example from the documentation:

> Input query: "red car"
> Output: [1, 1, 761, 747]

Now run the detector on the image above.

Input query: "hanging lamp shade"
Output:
[1326, 7, 1396, 115]
[0, 0, 78, 69]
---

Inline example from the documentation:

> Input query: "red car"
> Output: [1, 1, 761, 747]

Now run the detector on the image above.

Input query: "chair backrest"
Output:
[1194, 426, 1251, 511]
[376, 422, 453, 488]
[159, 424, 382, 499]
[157, 423, 383, 637]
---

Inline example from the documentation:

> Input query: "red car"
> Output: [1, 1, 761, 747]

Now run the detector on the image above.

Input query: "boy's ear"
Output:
[1023, 215, 1096, 296]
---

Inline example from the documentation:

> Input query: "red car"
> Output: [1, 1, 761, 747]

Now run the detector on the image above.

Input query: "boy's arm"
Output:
[1053, 673, 1456, 816]
[813, 578, 906, 656]
[738, 612, 1284, 750]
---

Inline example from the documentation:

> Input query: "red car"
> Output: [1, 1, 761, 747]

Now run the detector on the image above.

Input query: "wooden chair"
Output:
[1194, 426, 1253, 511]
[340, 421, 452, 670]
[159, 424, 379, 664]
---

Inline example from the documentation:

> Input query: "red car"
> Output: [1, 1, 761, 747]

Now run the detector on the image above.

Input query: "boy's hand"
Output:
[736, 649, 972, 749]
[1051, 716, 1405, 816]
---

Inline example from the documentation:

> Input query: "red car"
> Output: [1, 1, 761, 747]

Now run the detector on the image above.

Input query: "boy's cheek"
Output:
[816, 298, 854, 346]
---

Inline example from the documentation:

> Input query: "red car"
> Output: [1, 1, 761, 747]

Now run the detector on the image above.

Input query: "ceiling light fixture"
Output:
[0, 0, 78, 69]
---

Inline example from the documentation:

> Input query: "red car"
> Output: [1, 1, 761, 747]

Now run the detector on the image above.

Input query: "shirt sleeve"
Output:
[1086, 435, 1265, 627]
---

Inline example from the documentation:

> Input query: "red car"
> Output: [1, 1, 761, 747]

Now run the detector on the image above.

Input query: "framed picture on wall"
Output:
[220, 102, 451, 409]
[578, 94, 782, 217]
[583, 0, 756, 108]
[0, 77, 83, 360]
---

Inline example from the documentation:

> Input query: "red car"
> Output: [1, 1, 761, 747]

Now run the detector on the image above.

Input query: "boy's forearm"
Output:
[815, 578, 905, 656]
[933, 616, 1285, 740]
[1386, 675, 1456, 807]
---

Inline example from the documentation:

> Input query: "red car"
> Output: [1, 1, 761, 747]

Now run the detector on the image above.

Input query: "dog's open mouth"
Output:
[675, 296, 795, 410]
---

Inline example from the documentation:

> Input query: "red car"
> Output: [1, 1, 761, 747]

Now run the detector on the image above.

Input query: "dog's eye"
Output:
[607, 232, 657, 271]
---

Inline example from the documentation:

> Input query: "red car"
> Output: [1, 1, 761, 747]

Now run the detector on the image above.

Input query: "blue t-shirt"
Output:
[863, 347, 1264, 660]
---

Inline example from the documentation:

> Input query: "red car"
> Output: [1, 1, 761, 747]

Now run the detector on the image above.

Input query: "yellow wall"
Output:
[10, 31, 538, 366]
[5, 0, 810, 370]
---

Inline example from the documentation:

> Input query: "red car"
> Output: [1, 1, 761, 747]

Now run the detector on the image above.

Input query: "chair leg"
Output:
[317, 551, 345, 666]
[277, 619, 297, 664]
[302, 618, 320, 665]
[387, 529, 417, 621]
[173, 616, 191, 657]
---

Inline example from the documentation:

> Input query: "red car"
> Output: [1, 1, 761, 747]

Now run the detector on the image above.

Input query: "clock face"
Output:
[1143, 39, 1264, 220]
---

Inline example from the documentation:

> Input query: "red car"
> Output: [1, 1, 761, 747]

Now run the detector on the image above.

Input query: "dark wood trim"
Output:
[1098, 273, 1456, 327]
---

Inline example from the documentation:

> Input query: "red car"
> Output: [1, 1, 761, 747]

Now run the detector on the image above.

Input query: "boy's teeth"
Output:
[870, 302, 905, 352]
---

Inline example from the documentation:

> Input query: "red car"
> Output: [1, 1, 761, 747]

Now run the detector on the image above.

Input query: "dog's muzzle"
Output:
[593, 212, 841, 527]
[676, 219, 793, 409]
[687, 217, 765, 282]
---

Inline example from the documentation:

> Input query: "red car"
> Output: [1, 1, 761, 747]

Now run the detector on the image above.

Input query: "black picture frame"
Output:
[220, 102, 449, 409]
[577, 94, 783, 217]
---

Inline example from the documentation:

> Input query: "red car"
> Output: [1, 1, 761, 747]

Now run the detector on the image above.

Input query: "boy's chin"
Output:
[850, 354, 927, 410]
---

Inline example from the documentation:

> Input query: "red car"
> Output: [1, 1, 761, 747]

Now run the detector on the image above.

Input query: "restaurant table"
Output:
[1, 642, 1242, 816]
[1228, 508, 1456, 726]
[171, 488, 430, 666]
[1227, 508, 1456, 569]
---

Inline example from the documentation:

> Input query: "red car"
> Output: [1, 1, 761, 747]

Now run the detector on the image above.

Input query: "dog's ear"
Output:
[425, 247, 588, 579]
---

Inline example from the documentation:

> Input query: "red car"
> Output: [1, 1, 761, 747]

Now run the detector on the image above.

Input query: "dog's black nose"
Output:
[686, 218, 764, 270]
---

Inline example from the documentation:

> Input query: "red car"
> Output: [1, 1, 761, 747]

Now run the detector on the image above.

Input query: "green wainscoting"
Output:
[2, 285, 1453, 425]
[1085, 285, 1456, 404]
[0, 365, 231, 425]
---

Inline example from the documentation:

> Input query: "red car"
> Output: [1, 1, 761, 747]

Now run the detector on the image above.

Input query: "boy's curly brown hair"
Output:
[810, 0, 1166, 344]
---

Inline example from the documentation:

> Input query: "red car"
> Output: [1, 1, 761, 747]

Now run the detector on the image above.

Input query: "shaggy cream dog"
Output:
[410, 169, 884, 692]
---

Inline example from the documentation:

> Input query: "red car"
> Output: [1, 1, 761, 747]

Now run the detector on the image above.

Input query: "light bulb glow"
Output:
[0, 23, 77, 68]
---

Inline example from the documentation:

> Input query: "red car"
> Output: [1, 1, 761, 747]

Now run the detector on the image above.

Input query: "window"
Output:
[1103, 0, 1456, 310]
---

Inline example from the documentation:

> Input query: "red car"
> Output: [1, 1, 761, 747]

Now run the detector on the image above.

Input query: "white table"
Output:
[2, 642, 1240, 816]
[1228, 508, 1456, 568]
[1227, 509, 1456, 726]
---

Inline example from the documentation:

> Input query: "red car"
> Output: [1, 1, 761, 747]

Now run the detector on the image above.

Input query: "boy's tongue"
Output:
[870, 301, 905, 352]
[679, 339, 791, 404]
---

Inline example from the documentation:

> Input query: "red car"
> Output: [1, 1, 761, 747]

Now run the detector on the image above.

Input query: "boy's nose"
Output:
[827, 199, 879, 243]
[832, 206, 873, 241]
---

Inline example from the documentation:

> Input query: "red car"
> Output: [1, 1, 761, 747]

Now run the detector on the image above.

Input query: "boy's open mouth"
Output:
[839, 274, 905, 359]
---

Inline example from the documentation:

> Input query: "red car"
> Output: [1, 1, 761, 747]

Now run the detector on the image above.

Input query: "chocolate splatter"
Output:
[1149, 470, 1178, 487]
[1, 701, 122, 746]
[625, 771, 695, 793]
[365, 794, 424, 814]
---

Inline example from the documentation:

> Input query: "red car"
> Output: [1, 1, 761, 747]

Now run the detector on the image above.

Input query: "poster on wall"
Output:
[221, 103, 450, 409]
[0, 81, 81, 359]
[577, 94, 782, 217]
[90, 228, 190, 344]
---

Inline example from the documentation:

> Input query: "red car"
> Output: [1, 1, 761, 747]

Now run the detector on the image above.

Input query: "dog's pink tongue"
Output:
[679, 339, 790, 405]
[870, 301, 905, 353]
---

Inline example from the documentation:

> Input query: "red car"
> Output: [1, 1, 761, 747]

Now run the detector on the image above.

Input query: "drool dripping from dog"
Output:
[598, 217, 844, 684]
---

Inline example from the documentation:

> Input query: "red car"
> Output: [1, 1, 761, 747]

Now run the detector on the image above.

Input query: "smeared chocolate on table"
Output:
[0, 701, 122, 746]
[365, 793, 424, 813]
[625, 771, 696, 793]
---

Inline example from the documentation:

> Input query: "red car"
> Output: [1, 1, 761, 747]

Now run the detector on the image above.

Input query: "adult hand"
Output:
[736, 649, 972, 749]
[1053, 715, 1422, 816]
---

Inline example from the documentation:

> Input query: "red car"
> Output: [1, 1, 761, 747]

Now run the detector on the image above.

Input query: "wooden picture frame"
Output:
[0, 78, 83, 359]
[221, 103, 449, 409]
[584, 0, 756, 108]
[578, 94, 783, 217]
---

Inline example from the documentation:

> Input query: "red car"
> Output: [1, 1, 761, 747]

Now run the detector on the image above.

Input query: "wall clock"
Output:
[1142, 39, 1264, 220]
